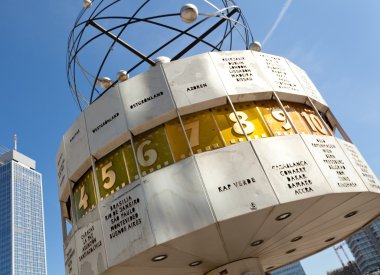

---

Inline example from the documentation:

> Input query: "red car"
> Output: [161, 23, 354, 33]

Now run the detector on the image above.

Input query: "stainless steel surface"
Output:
[286, 60, 328, 111]
[337, 138, 380, 193]
[210, 50, 272, 102]
[64, 112, 92, 182]
[142, 157, 215, 245]
[119, 66, 176, 135]
[57, 140, 69, 201]
[254, 193, 356, 254]
[163, 53, 227, 115]
[165, 224, 228, 265]
[75, 219, 107, 275]
[195, 142, 278, 221]
[241, 197, 321, 258]
[64, 234, 79, 275]
[99, 182, 155, 267]
[206, 258, 265, 275]
[252, 52, 306, 103]
[251, 135, 333, 203]
[85, 87, 130, 160]
[302, 135, 367, 193]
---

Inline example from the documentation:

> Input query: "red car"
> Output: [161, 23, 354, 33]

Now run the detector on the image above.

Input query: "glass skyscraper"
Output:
[0, 150, 47, 275]
[271, 261, 306, 275]
[346, 218, 380, 274]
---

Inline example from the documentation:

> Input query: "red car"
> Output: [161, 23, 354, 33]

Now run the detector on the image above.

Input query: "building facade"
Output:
[0, 150, 47, 275]
[271, 261, 306, 275]
[347, 218, 380, 274]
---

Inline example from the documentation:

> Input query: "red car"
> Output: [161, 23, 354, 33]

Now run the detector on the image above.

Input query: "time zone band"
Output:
[72, 99, 330, 221]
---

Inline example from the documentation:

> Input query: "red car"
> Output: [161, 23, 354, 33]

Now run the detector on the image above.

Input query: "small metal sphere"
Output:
[180, 4, 198, 23]
[97, 77, 113, 89]
[83, 0, 92, 8]
[154, 56, 171, 65]
[117, 70, 129, 82]
[249, 41, 262, 52]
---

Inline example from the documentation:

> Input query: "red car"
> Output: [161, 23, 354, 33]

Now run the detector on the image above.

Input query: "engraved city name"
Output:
[186, 83, 208, 92]
[78, 225, 102, 262]
[222, 56, 253, 82]
[104, 194, 142, 240]
[92, 112, 119, 133]
[272, 160, 314, 195]
[69, 129, 80, 143]
[217, 177, 256, 192]
[311, 138, 357, 188]
[261, 54, 299, 92]
[341, 142, 380, 190]
[130, 91, 164, 109]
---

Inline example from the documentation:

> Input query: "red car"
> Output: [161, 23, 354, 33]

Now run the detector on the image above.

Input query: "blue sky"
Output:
[0, 0, 379, 274]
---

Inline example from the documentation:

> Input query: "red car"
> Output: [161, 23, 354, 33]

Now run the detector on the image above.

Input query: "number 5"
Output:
[102, 162, 116, 190]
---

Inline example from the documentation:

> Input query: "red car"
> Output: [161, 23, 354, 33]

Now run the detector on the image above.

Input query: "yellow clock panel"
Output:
[166, 111, 225, 159]
[213, 102, 271, 142]
[95, 145, 136, 200]
[133, 125, 174, 176]
[256, 100, 295, 136]
[286, 102, 330, 136]
[121, 141, 140, 182]
[73, 169, 97, 220]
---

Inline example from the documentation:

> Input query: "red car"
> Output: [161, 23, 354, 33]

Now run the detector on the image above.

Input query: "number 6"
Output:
[137, 140, 158, 167]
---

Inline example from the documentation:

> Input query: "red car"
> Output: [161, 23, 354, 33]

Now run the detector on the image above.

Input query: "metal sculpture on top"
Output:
[67, 0, 257, 111]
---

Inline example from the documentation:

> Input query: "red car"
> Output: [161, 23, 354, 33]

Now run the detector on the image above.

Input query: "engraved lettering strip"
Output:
[287, 60, 328, 107]
[75, 221, 106, 274]
[301, 135, 366, 193]
[251, 135, 332, 203]
[253, 52, 305, 97]
[209, 51, 273, 99]
[99, 185, 154, 266]
[163, 53, 227, 112]
[337, 139, 380, 193]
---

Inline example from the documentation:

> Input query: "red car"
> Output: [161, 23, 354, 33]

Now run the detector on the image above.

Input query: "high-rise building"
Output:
[346, 218, 380, 274]
[270, 261, 306, 275]
[0, 149, 47, 275]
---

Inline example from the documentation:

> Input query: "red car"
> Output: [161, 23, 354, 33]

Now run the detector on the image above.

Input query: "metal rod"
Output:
[89, 20, 155, 66]
[172, 8, 239, 61]
[306, 97, 334, 136]
[326, 110, 352, 143]
[272, 92, 299, 134]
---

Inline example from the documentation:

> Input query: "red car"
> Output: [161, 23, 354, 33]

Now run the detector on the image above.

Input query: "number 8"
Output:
[229, 111, 255, 135]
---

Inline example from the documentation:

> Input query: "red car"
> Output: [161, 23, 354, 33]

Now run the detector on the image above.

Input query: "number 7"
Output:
[182, 120, 200, 147]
